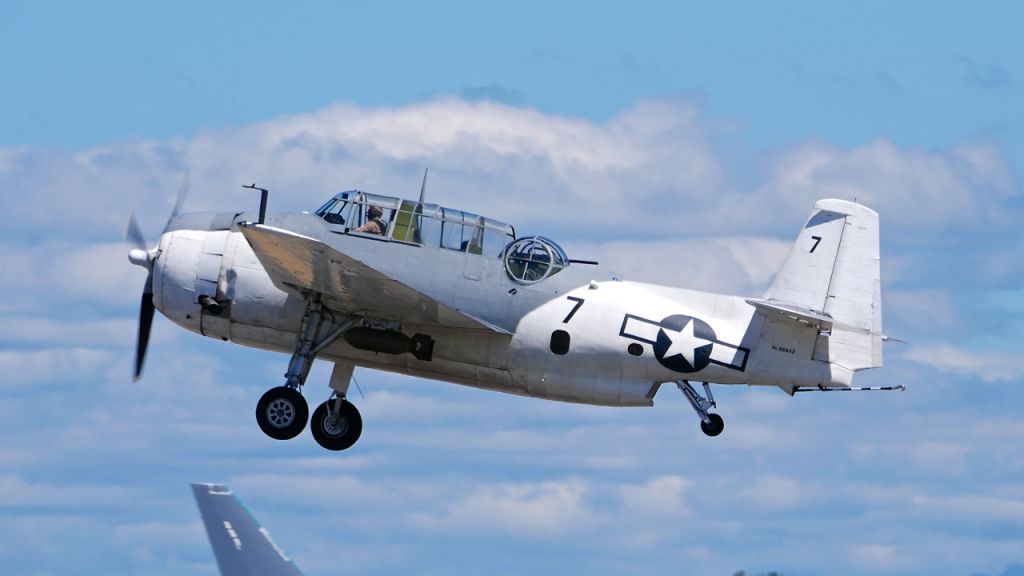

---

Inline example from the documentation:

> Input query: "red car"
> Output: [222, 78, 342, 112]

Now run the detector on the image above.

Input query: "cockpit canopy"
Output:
[315, 190, 571, 283]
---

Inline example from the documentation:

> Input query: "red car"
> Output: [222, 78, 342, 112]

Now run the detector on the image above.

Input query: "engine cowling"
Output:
[152, 227, 232, 340]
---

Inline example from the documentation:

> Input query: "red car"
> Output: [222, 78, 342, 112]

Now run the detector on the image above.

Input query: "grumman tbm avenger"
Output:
[126, 174, 898, 452]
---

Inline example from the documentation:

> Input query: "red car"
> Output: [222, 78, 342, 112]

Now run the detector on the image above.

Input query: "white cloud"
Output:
[848, 543, 917, 571]
[112, 520, 204, 548]
[731, 388, 794, 415]
[752, 139, 1017, 233]
[260, 454, 387, 473]
[903, 342, 1022, 383]
[884, 289, 961, 333]
[0, 242, 145, 312]
[359, 389, 487, 423]
[564, 236, 789, 295]
[0, 97, 1020, 576]
[0, 347, 114, 387]
[893, 440, 973, 473]
[736, 475, 809, 511]
[619, 475, 693, 518]
[716, 237, 793, 289]
[910, 492, 1024, 523]
[0, 99, 727, 243]
[415, 478, 594, 536]
[229, 472, 444, 513]
[714, 419, 810, 452]
[0, 316, 135, 347]
[847, 411, 1024, 477]
[0, 475, 143, 508]
[974, 239, 1024, 287]
[5, 98, 1013, 251]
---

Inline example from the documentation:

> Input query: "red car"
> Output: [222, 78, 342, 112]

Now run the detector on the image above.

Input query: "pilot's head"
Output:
[367, 206, 383, 219]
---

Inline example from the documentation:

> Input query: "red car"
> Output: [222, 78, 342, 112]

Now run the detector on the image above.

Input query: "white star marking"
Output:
[662, 319, 713, 366]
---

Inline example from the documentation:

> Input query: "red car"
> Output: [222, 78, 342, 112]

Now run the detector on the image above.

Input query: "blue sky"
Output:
[0, 2, 1022, 575]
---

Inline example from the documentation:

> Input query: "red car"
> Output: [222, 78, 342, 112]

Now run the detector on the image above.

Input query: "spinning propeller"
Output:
[124, 172, 189, 381]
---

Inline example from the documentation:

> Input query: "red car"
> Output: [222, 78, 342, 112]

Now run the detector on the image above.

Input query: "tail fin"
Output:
[191, 483, 303, 576]
[764, 199, 883, 377]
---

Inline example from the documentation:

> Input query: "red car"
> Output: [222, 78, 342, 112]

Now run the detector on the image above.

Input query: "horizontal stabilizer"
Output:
[745, 298, 834, 330]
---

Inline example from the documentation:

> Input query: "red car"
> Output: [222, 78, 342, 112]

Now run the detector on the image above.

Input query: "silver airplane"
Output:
[126, 175, 896, 452]
[191, 483, 303, 576]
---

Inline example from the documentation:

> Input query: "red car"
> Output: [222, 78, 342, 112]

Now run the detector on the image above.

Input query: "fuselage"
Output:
[150, 209, 835, 406]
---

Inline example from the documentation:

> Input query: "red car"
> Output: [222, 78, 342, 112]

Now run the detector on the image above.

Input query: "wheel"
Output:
[700, 413, 725, 437]
[311, 399, 363, 451]
[256, 387, 308, 440]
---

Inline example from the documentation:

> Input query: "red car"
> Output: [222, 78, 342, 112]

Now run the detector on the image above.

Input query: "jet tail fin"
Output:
[763, 199, 883, 376]
[191, 483, 304, 576]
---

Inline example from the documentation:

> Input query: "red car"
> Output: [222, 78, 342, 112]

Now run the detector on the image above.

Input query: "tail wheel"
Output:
[311, 399, 363, 451]
[700, 413, 725, 437]
[256, 387, 309, 440]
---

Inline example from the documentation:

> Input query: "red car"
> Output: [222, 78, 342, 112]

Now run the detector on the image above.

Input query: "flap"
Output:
[238, 223, 507, 333]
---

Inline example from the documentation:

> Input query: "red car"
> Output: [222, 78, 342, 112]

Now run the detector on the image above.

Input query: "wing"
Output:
[238, 223, 507, 333]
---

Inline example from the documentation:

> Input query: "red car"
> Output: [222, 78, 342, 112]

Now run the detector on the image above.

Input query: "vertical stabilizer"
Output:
[191, 483, 304, 576]
[764, 199, 883, 374]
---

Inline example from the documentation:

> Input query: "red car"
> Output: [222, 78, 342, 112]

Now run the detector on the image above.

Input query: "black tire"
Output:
[256, 387, 308, 440]
[700, 413, 725, 437]
[310, 399, 363, 451]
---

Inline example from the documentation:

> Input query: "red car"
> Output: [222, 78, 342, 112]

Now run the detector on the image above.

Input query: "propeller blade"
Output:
[162, 169, 190, 234]
[134, 274, 155, 382]
[125, 212, 148, 251]
[130, 169, 187, 380]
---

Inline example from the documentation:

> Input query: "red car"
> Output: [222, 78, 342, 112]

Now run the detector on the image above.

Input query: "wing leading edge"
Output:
[238, 223, 508, 333]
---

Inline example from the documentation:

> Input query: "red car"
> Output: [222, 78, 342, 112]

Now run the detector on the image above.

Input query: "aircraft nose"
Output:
[150, 227, 231, 338]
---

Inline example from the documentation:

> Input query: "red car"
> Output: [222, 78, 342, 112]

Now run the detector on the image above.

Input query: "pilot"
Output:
[354, 205, 387, 235]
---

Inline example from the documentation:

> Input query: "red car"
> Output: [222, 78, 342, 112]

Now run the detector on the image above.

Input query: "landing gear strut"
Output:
[255, 294, 362, 450]
[676, 380, 725, 437]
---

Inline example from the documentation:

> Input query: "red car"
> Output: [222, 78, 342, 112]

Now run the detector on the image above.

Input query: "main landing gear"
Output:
[256, 386, 308, 440]
[676, 380, 725, 437]
[254, 295, 363, 451]
[310, 393, 363, 451]
[308, 362, 362, 451]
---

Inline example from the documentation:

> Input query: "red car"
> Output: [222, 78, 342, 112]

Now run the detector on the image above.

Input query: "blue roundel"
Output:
[653, 315, 716, 373]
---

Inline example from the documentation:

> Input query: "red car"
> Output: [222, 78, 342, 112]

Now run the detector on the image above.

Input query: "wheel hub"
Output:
[267, 398, 295, 427]
[322, 412, 348, 437]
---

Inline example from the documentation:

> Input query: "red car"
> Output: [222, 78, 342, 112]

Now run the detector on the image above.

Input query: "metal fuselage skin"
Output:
[151, 211, 834, 407]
